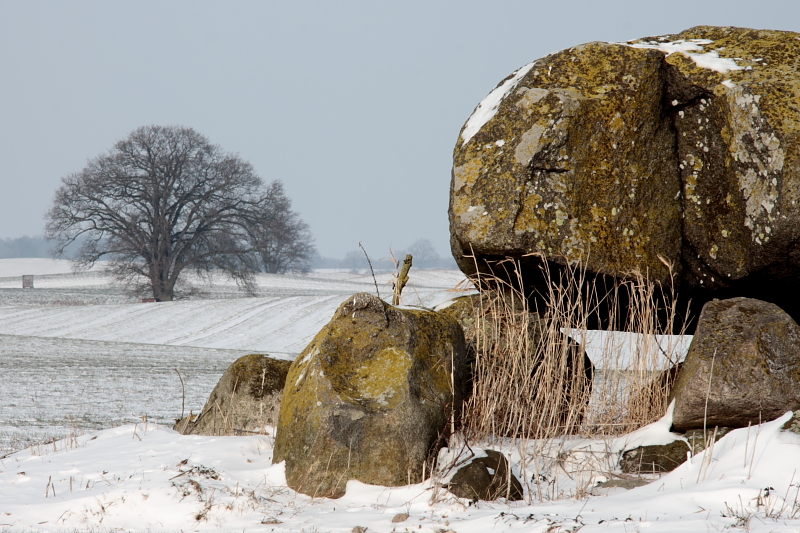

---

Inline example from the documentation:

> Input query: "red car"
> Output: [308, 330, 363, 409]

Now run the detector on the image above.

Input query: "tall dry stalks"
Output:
[462, 254, 688, 441]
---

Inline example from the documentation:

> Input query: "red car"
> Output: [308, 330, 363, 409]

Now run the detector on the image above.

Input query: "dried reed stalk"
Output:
[462, 254, 688, 442]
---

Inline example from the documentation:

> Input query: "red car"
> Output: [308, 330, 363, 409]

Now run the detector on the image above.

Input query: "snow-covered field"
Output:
[1, 259, 799, 532]
[0, 260, 469, 453]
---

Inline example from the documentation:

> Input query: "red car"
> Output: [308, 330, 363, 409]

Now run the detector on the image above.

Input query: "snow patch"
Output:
[461, 62, 535, 145]
[623, 39, 744, 74]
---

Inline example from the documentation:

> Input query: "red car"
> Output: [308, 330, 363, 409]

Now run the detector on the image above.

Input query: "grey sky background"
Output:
[0, 1, 797, 259]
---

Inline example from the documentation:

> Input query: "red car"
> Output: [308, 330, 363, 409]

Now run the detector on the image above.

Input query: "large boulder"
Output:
[175, 354, 291, 435]
[450, 27, 800, 326]
[272, 293, 467, 498]
[670, 297, 800, 431]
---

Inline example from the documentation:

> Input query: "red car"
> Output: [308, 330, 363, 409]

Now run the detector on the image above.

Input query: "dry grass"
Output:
[452, 254, 690, 500]
[463, 254, 688, 441]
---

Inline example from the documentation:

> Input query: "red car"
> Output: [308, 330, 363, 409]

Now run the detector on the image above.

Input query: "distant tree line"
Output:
[312, 239, 458, 272]
[0, 236, 51, 259]
[0, 235, 87, 259]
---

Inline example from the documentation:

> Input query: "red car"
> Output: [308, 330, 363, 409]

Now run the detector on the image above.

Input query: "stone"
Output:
[782, 413, 800, 434]
[670, 297, 800, 431]
[619, 440, 691, 474]
[446, 449, 524, 501]
[449, 27, 800, 327]
[272, 293, 467, 498]
[174, 353, 291, 436]
[596, 478, 651, 490]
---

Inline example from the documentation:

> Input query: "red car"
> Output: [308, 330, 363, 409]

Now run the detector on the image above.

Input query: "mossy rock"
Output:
[174, 354, 291, 436]
[446, 449, 523, 501]
[272, 293, 467, 498]
[450, 26, 800, 326]
[670, 297, 800, 431]
[435, 292, 547, 385]
[450, 39, 681, 285]
[619, 440, 690, 474]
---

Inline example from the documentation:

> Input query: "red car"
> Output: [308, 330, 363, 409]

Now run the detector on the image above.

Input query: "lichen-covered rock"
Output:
[450, 41, 681, 285]
[446, 449, 523, 501]
[590, 478, 651, 496]
[174, 354, 291, 436]
[659, 27, 800, 314]
[272, 293, 467, 498]
[434, 293, 484, 332]
[670, 298, 800, 431]
[619, 440, 690, 474]
[450, 26, 800, 323]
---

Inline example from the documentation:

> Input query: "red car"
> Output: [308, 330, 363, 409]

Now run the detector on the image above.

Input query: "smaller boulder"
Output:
[273, 293, 467, 498]
[670, 298, 800, 431]
[175, 354, 291, 436]
[619, 426, 732, 474]
[447, 450, 523, 501]
[619, 440, 690, 474]
[590, 478, 651, 496]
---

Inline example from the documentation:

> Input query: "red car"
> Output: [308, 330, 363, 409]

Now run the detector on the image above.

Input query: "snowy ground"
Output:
[2, 259, 799, 532]
[3, 412, 800, 532]
[0, 261, 469, 454]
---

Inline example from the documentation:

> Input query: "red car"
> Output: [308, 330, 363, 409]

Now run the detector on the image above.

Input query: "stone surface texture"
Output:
[670, 297, 800, 431]
[446, 450, 524, 501]
[619, 439, 691, 474]
[272, 293, 467, 498]
[450, 26, 800, 319]
[174, 353, 290, 436]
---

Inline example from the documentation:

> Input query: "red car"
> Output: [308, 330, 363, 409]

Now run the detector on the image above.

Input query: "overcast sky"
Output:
[1, 1, 797, 258]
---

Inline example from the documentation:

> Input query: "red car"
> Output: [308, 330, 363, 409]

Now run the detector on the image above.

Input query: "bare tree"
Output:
[406, 239, 441, 269]
[248, 181, 316, 274]
[45, 125, 313, 301]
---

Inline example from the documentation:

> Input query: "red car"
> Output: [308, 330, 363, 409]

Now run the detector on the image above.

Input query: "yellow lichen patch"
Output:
[452, 159, 484, 191]
[343, 347, 411, 410]
[513, 192, 546, 236]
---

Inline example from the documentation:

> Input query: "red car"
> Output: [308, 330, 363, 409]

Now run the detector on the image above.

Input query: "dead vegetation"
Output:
[440, 254, 691, 501]
[462, 254, 688, 441]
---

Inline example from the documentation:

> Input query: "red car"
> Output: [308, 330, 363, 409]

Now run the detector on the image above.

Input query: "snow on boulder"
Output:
[272, 293, 467, 498]
[449, 26, 800, 327]
[670, 297, 800, 431]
